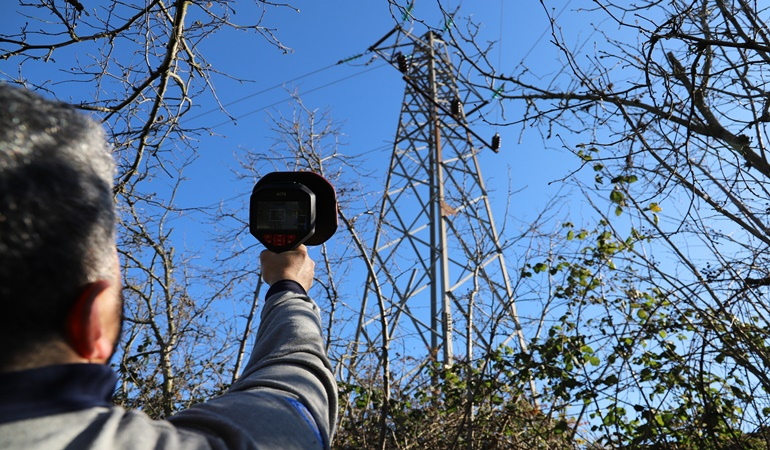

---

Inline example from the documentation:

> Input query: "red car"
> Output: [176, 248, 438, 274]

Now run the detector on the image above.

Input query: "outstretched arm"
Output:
[169, 245, 337, 449]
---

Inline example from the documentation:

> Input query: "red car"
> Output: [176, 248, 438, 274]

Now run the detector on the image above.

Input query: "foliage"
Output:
[335, 352, 574, 450]
[516, 220, 770, 449]
[443, 0, 770, 447]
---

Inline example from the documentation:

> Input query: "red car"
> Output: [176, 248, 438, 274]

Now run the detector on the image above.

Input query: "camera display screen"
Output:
[254, 200, 310, 230]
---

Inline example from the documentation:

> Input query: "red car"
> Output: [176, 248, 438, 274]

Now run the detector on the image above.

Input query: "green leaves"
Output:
[610, 189, 626, 216]
[336, 352, 574, 449]
[609, 189, 625, 204]
[611, 174, 638, 184]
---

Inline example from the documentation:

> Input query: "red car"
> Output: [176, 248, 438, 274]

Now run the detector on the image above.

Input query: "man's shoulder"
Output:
[0, 405, 214, 450]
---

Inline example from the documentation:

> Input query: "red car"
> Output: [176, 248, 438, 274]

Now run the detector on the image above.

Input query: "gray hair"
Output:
[0, 83, 117, 345]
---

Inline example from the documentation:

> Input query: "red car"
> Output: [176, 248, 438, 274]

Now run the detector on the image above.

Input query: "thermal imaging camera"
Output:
[249, 171, 338, 253]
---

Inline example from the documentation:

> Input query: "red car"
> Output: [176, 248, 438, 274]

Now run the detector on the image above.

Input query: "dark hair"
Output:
[0, 84, 117, 356]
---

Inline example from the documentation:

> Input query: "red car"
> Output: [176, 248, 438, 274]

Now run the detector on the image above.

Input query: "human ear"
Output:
[65, 280, 113, 363]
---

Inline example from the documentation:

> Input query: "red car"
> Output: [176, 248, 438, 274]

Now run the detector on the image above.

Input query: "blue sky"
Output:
[172, 0, 593, 365]
[0, 1, 591, 353]
[0, 2, 614, 336]
[171, 1, 579, 233]
[0, 0, 601, 341]
[0, 1, 585, 247]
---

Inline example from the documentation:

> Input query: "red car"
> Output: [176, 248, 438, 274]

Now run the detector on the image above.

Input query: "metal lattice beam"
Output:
[350, 26, 528, 385]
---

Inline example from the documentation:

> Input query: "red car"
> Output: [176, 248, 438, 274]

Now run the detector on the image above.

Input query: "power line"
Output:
[186, 62, 341, 123]
[205, 63, 387, 131]
[518, 0, 573, 65]
[496, 0, 504, 126]
[189, 4, 563, 141]
[186, 46, 375, 125]
[487, 0, 572, 126]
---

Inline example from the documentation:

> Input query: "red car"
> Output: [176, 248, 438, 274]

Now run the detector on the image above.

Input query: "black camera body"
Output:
[249, 171, 338, 253]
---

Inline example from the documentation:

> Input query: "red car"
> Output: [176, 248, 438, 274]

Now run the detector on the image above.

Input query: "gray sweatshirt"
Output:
[0, 283, 338, 449]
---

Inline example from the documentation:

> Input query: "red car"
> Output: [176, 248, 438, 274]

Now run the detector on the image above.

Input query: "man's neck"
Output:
[0, 340, 86, 373]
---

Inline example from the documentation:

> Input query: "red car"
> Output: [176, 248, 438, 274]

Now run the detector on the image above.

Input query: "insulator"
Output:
[451, 98, 462, 117]
[395, 52, 408, 73]
[426, 30, 443, 41]
[491, 133, 501, 152]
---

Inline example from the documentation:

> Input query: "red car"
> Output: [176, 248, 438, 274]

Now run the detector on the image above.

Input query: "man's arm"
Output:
[230, 245, 337, 442]
[168, 245, 337, 449]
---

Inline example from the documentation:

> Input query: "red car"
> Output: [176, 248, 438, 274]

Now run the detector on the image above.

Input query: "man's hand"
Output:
[260, 245, 315, 291]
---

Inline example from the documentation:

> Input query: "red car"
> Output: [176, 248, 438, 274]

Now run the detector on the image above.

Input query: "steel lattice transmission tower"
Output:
[351, 26, 529, 379]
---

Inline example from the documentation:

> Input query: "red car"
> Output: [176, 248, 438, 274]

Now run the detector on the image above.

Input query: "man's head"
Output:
[0, 83, 121, 370]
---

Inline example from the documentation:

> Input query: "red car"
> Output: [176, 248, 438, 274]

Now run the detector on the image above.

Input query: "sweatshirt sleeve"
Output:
[167, 285, 338, 450]
[229, 283, 338, 445]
